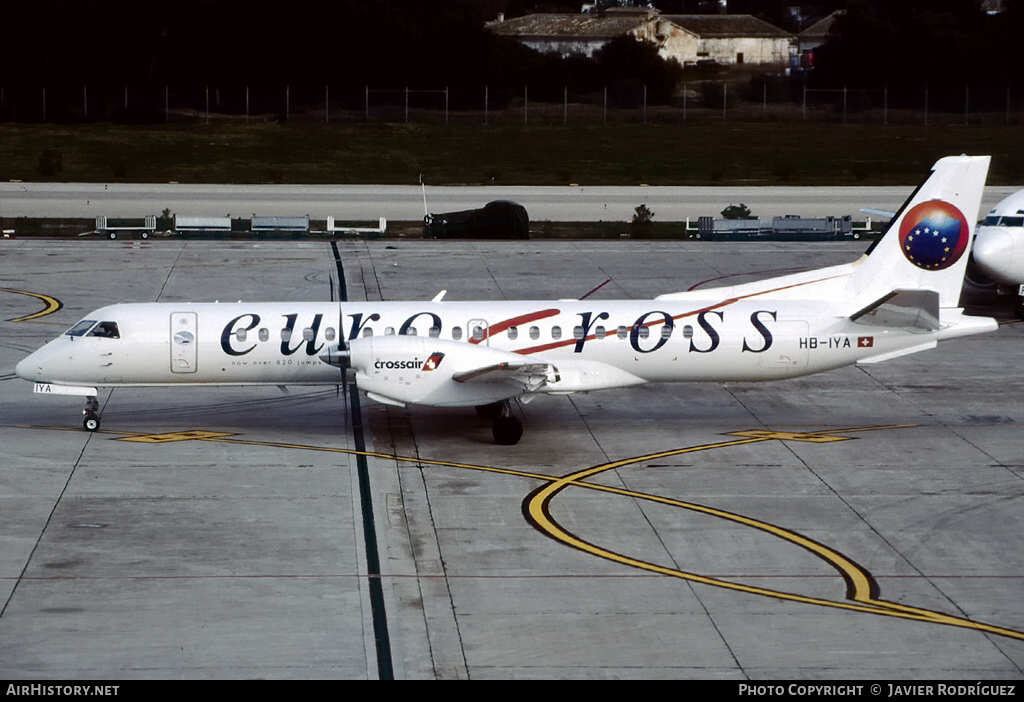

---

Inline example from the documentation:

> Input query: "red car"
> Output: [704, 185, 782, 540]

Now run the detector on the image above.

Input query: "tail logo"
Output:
[898, 200, 969, 271]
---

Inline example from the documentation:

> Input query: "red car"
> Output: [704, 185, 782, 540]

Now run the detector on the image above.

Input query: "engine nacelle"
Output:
[346, 335, 532, 408]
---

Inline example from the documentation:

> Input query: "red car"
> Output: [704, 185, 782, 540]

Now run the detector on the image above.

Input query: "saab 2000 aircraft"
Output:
[16, 155, 999, 444]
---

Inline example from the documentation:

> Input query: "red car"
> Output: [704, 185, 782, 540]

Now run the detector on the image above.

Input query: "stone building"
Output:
[488, 9, 796, 68]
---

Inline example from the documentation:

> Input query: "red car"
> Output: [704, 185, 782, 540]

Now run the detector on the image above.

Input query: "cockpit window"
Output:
[88, 321, 120, 339]
[985, 215, 1024, 227]
[66, 320, 97, 337]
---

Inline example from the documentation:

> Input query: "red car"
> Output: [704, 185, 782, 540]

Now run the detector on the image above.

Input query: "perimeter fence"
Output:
[3, 82, 1023, 126]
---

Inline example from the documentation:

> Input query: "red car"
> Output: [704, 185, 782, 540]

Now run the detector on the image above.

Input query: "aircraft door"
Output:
[468, 319, 489, 346]
[170, 312, 198, 373]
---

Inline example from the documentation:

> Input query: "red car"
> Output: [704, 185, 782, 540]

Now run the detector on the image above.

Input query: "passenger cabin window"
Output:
[236, 329, 247, 342]
[385, 327, 395, 336]
[508, 326, 518, 341]
[302, 327, 315, 342]
[281, 328, 292, 342]
[551, 326, 562, 340]
[529, 326, 540, 340]
[66, 320, 97, 337]
[404, 326, 418, 336]
[472, 326, 485, 341]
[325, 327, 336, 341]
[89, 321, 120, 339]
[661, 325, 673, 340]
[429, 326, 441, 338]
[362, 327, 374, 337]
[617, 325, 628, 339]
[259, 328, 270, 342]
[683, 325, 694, 339]
[452, 326, 463, 341]
[595, 326, 606, 339]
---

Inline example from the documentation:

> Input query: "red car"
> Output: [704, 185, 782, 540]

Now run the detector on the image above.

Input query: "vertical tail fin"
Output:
[851, 155, 990, 310]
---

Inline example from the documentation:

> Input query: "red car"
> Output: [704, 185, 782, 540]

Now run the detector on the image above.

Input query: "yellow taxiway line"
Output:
[2, 288, 63, 322]
[523, 425, 1024, 641]
[24, 421, 1024, 641]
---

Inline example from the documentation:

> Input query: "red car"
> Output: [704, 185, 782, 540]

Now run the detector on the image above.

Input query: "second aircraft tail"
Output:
[848, 154, 991, 312]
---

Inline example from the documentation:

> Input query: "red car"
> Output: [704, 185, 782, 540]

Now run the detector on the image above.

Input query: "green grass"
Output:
[2, 122, 1023, 186]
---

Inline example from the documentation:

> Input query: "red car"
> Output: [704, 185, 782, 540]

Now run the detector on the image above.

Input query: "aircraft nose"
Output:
[15, 349, 42, 381]
[15, 344, 58, 382]
[973, 228, 1016, 282]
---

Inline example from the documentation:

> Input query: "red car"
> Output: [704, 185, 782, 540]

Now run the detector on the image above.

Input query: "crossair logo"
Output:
[898, 199, 970, 271]
[374, 352, 445, 372]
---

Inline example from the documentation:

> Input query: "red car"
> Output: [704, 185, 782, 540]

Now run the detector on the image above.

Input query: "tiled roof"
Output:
[488, 14, 651, 39]
[799, 11, 842, 39]
[662, 14, 793, 39]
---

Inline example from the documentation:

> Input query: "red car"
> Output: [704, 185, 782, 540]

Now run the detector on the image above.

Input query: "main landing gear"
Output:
[83, 396, 101, 432]
[476, 401, 523, 445]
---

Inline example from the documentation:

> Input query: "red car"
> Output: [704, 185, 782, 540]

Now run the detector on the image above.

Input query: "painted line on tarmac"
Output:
[523, 424, 1024, 641]
[332, 239, 394, 681]
[24, 421, 1024, 642]
[2, 288, 63, 322]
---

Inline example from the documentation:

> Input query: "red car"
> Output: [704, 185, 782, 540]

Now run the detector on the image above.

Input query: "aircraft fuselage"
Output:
[14, 156, 1001, 441]
[18, 298, 926, 392]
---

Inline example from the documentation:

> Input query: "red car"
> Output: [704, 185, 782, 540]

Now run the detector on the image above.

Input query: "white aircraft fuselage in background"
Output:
[972, 188, 1024, 316]
[15, 156, 1001, 443]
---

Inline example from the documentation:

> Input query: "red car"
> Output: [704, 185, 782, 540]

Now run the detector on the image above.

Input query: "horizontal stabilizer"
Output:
[850, 289, 940, 331]
[857, 339, 937, 364]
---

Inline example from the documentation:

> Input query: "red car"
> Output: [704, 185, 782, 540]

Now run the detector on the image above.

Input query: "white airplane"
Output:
[971, 187, 1024, 318]
[16, 155, 999, 445]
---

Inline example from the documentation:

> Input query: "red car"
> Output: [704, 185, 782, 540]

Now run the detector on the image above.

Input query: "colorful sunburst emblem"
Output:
[897, 200, 970, 271]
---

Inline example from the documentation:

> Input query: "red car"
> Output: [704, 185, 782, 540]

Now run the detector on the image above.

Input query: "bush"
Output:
[721, 203, 752, 219]
[632, 204, 654, 225]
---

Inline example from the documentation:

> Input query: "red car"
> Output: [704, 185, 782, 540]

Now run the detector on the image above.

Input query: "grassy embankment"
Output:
[3, 122, 1023, 187]
[2, 122, 1021, 237]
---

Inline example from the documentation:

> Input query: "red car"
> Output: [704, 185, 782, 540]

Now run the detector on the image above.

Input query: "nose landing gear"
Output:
[83, 396, 100, 431]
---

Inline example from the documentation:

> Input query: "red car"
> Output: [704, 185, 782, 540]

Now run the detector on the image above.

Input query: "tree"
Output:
[809, 0, 1022, 96]
[632, 204, 654, 225]
[594, 36, 683, 105]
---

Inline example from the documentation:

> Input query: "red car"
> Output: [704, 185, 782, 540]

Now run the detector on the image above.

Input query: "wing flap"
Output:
[453, 361, 558, 392]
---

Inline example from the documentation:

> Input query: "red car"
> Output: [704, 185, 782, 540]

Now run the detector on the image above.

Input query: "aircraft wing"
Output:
[452, 361, 558, 393]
